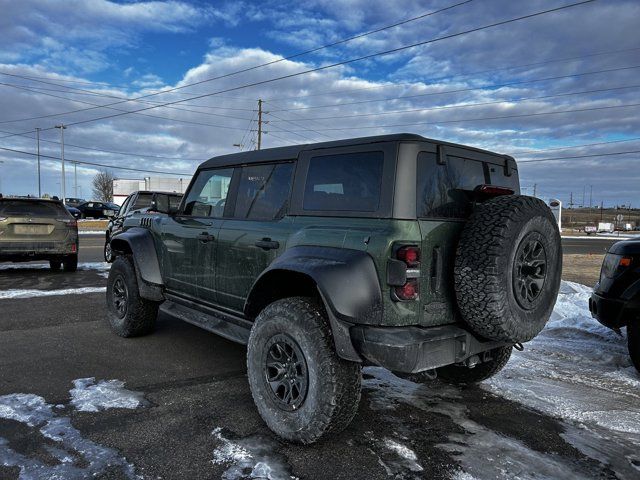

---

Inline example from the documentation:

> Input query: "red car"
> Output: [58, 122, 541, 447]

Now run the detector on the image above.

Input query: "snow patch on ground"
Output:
[0, 261, 110, 271]
[0, 382, 143, 479]
[69, 377, 147, 412]
[485, 281, 639, 435]
[78, 230, 106, 235]
[211, 427, 297, 480]
[0, 286, 106, 299]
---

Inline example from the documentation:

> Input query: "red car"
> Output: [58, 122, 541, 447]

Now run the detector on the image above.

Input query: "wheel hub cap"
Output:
[264, 334, 308, 411]
[514, 233, 547, 309]
[112, 276, 128, 318]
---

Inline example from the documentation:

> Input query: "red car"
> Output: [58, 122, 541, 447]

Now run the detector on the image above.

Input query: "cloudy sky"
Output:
[0, 0, 638, 206]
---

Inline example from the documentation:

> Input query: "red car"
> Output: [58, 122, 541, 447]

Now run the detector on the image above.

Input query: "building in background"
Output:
[113, 176, 192, 205]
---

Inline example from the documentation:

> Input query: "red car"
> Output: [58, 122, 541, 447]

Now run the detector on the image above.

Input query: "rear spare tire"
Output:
[454, 195, 561, 343]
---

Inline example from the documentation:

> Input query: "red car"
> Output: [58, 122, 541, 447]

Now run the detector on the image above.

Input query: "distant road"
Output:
[78, 233, 619, 260]
[561, 237, 618, 255]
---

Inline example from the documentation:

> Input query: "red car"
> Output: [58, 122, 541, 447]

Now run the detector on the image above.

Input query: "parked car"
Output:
[104, 191, 183, 262]
[76, 201, 119, 219]
[66, 205, 81, 219]
[0, 198, 78, 271]
[64, 197, 86, 207]
[106, 134, 562, 443]
[589, 239, 640, 373]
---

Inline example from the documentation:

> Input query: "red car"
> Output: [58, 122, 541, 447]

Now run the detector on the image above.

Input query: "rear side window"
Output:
[234, 163, 294, 220]
[303, 151, 384, 212]
[0, 201, 67, 217]
[417, 152, 486, 219]
[132, 193, 153, 210]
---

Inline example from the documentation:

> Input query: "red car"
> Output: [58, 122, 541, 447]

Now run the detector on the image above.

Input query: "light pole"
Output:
[54, 124, 67, 204]
[74, 161, 78, 198]
[0, 160, 4, 194]
[36, 127, 42, 198]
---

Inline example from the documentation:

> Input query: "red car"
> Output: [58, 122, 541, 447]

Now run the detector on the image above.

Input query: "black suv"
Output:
[104, 191, 182, 262]
[590, 239, 640, 372]
[106, 134, 562, 443]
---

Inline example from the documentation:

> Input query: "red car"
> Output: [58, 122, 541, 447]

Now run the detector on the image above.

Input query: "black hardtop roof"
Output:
[199, 133, 510, 170]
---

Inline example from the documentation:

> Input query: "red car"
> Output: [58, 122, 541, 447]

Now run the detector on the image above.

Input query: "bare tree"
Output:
[92, 171, 114, 202]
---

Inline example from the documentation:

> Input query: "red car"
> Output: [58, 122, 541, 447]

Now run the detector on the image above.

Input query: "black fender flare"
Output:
[245, 246, 383, 361]
[110, 228, 164, 301]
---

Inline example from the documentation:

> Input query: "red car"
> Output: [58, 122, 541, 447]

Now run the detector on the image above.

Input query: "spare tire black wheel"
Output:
[454, 195, 562, 343]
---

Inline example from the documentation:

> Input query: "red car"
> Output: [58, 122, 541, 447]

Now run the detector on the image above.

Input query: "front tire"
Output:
[106, 256, 158, 337]
[247, 297, 361, 444]
[104, 237, 114, 263]
[436, 346, 513, 384]
[628, 322, 640, 373]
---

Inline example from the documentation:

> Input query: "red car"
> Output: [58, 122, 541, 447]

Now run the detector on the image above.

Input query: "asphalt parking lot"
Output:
[0, 235, 637, 479]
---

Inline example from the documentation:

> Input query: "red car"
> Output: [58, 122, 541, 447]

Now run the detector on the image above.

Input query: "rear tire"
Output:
[628, 322, 640, 373]
[247, 297, 361, 444]
[436, 346, 512, 384]
[63, 254, 78, 272]
[49, 260, 61, 271]
[106, 256, 158, 337]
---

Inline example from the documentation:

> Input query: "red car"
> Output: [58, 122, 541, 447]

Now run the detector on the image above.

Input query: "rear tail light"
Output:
[391, 244, 421, 301]
[71, 243, 77, 253]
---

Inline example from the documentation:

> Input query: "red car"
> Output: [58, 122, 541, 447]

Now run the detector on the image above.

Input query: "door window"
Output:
[303, 151, 384, 212]
[234, 163, 294, 220]
[118, 196, 132, 216]
[182, 168, 234, 217]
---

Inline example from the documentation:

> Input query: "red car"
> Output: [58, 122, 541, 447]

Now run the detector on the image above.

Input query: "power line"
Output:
[23, 0, 597, 132]
[0, 127, 206, 161]
[0, 145, 192, 175]
[510, 137, 640, 155]
[265, 84, 640, 122]
[519, 149, 640, 163]
[0, 0, 475, 127]
[262, 102, 640, 132]
[0, 82, 254, 127]
[267, 45, 640, 101]
[266, 64, 640, 112]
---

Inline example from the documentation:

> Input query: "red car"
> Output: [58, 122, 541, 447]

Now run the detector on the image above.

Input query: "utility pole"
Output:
[257, 99, 263, 150]
[569, 192, 574, 209]
[36, 127, 42, 198]
[600, 200, 604, 221]
[582, 185, 585, 208]
[532, 183, 537, 198]
[54, 124, 66, 204]
[74, 161, 78, 197]
[589, 185, 593, 209]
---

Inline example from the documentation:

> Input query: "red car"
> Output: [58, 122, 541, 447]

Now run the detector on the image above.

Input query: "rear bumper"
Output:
[589, 292, 639, 329]
[350, 324, 510, 373]
[0, 239, 77, 261]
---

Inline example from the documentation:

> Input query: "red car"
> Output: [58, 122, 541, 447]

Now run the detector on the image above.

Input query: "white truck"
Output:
[597, 222, 615, 233]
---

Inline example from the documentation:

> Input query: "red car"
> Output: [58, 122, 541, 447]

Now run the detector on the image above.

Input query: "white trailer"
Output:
[597, 222, 615, 233]
[112, 176, 192, 205]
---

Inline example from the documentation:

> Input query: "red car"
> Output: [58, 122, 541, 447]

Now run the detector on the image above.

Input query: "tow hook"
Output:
[464, 355, 480, 368]
[514, 343, 524, 351]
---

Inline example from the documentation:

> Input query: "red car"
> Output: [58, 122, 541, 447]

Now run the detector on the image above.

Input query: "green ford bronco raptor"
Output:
[106, 134, 562, 443]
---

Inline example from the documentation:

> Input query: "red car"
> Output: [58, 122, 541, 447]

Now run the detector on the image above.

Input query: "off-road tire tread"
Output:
[454, 195, 561, 342]
[437, 346, 513, 384]
[106, 255, 158, 337]
[247, 297, 361, 444]
[628, 322, 640, 373]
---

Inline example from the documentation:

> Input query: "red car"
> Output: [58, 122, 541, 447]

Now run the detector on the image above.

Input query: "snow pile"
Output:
[0, 286, 106, 299]
[485, 281, 639, 435]
[0, 261, 109, 271]
[69, 377, 148, 412]
[0, 381, 143, 479]
[211, 427, 298, 480]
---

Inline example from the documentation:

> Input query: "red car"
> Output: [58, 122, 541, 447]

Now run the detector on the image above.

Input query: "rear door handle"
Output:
[255, 238, 280, 250]
[198, 232, 215, 243]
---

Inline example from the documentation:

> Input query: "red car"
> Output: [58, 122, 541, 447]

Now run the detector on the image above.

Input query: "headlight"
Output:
[601, 253, 633, 280]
